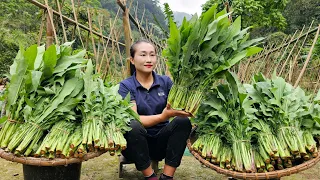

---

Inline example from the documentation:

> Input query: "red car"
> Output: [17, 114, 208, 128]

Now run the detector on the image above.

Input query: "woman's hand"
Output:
[160, 104, 192, 121]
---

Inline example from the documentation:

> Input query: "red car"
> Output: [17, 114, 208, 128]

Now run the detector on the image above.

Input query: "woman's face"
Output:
[131, 42, 157, 74]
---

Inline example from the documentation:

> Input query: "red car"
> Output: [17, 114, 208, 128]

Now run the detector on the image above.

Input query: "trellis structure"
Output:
[26, 0, 166, 82]
[236, 23, 320, 93]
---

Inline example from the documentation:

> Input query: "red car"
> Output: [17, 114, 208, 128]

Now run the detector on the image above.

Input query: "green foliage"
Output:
[0, 0, 40, 76]
[265, 31, 288, 45]
[284, 0, 320, 34]
[202, 0, 289, 32]
[163, 3, 174, 22]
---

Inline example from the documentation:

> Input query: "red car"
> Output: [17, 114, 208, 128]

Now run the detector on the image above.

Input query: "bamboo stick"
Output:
[70, 0, 84, 48]
[273, 30, 298, 74]
[87, 8, 98, 71]
[56, 0, 67, 42]
[98, 8, 121, 74]
[38, 11, 46, 46]
[294, 25, 320, 88]
[122, 0, 133, 77]
[289, 21, 314, 82]
[279, 26, 305, 76]
[45, 0, 58, 45]
[46, 8, 54, 48]
[266, 36, 292, 77]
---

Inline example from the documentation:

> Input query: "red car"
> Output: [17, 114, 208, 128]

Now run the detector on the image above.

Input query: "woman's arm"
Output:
[131, 102, 191, 128]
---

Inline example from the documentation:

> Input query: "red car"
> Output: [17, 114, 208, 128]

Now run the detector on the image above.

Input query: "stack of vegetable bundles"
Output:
[192, 72, 320, 173]
[163, 4, 263, 115]
[0, 42, 139, 159]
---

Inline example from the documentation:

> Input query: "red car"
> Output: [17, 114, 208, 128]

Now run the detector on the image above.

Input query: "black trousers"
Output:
[122, 117, 192, 171]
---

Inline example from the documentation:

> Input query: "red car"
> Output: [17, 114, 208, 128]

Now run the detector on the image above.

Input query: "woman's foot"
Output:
[159, 173, 173, 180]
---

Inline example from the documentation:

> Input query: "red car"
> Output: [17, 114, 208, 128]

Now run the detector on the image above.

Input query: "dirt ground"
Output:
[1, 152, 320, 180]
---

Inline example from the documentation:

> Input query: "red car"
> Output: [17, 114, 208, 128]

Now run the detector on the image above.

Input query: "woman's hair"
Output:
[129, 39, 156, 76]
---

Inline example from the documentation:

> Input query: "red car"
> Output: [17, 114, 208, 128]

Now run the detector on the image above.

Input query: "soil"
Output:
[0, 152, 319, 180]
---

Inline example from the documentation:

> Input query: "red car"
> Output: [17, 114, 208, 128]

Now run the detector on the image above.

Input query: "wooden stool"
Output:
[118, 155, 159, 178]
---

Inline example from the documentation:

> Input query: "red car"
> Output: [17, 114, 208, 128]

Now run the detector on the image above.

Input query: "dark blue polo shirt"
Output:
[118, 71, 173, 136]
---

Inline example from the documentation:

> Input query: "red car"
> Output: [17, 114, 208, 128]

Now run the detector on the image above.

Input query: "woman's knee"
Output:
[172, 116, 192, 130]
[128, 120, 146, 135]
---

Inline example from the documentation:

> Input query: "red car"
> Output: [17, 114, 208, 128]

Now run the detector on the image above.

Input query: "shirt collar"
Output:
[132, 71, 160, 89]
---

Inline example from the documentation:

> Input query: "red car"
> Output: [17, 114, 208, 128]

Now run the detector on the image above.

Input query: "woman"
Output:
[118, 40, 192, 180]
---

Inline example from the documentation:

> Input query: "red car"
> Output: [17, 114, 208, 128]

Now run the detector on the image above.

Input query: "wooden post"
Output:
[121, 0, 133, 77]
[46, 9, 54, 48]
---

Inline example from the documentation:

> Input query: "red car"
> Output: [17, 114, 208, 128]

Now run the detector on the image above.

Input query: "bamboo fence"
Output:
[26, 0, 167, 82]
[237, 23, 320, 93]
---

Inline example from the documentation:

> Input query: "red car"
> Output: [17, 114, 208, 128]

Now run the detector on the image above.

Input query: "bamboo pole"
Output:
[46, 8, 54, 48]
[278, 26, 305, 76]
[56, 0, 67, 42]
[294, 25, 320, 88]
[122, 0, 133, 77]
[114, 30, 125, 78]
[45, 0, 58, 46]
[87, 8, 98, 71]
[97, 15, 104, 72]
[70, 0, 84, 48]
[38, 11, 46, 46]
[289, 21, 314, 82]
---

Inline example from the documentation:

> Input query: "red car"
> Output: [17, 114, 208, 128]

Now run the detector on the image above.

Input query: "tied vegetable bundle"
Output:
[163, 4, 263, 115]
[245, 73, 319, 162]
[0, 43, 139, 158]
[191, 72, 320, 173]
[80, 60, 139, 155]
[192, 72, 257, 172]
[0, 42, 86, 154]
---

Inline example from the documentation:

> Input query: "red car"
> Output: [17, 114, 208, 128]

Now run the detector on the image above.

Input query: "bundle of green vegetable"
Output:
[80, 60, 139, 156]
[192, 72, 257, 172]
[245, 73, 313, 159]
[0, 42, 139, 159]
[34, 120, 76, 158]
[0, 42, 86, 155]
[191, 72, 320, 173]
[163, 4, 263, 115]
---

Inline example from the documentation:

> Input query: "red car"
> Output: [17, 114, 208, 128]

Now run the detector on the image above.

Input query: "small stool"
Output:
[118, 155, 159, 178]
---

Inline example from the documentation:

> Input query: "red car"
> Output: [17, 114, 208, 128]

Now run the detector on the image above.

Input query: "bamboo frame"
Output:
[26, 0, 125, 47]
[250, 27, 319, 63]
